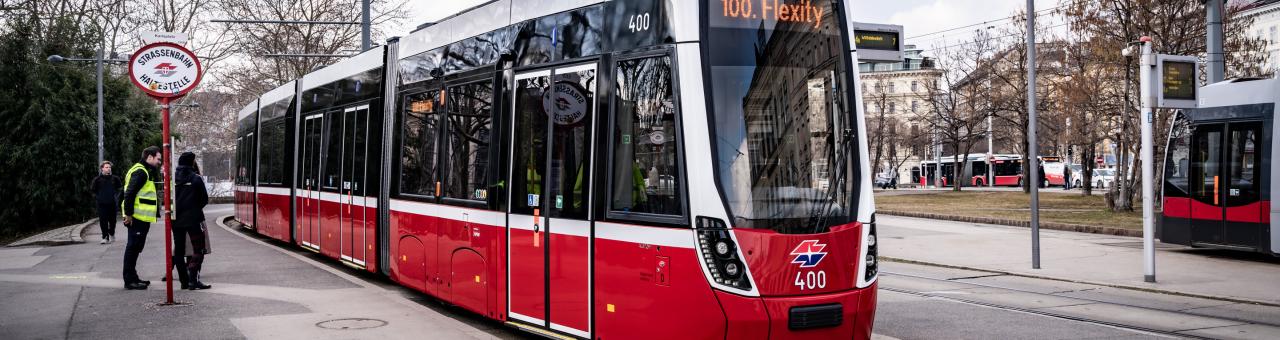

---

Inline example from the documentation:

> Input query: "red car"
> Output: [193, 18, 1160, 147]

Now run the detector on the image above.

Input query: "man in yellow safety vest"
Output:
[120, 146, 162, 290]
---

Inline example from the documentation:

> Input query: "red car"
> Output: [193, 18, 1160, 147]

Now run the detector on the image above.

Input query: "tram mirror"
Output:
[1155, 54, 1198, 109]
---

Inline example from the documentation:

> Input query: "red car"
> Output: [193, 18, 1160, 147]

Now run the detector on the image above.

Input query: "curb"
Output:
[882, 256, 1280, 308]
[878, 210, 1141, 237]
[5, 218, 97, 247]
[68, 218, 94, 243]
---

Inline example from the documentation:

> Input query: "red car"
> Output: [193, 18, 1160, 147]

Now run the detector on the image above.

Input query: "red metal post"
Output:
[161, 97, 174, 304]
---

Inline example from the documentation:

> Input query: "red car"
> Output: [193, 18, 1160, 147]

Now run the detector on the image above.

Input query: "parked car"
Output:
[1072, 168, 1117, 189]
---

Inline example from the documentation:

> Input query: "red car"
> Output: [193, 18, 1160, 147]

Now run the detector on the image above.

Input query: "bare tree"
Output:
[919, 29, 999, 191]
[1064, 0, 1271, 211]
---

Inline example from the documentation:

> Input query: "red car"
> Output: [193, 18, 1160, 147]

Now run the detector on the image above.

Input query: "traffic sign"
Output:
[128, 42, 202, 99]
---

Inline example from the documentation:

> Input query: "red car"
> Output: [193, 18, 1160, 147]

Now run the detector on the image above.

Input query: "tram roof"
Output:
[237, 99, 257, 119]
[301, 47, 385, 92]
[260, 80, 295, 106]
[1198, 77, 1279, 109]
[397, 0, 605, 60]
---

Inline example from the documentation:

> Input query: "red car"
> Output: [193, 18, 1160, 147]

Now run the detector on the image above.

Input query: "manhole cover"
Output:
[316, 318, 387, 330]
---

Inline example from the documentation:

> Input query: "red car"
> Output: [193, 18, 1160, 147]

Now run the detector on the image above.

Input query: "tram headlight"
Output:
[696, 217, 753, 291]
[863, 223, 879, 281]
[714, 240, 732, 257]
[724, 261, 741, 277]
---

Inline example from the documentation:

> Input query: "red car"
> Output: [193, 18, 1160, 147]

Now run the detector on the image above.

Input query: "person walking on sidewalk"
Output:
[172, 152, 211, 290]
[90, 161, 122, 244]
[121, 146, 162, 290]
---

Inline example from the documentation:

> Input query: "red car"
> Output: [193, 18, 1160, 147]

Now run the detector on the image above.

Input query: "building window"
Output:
[889, 102, 896, 113]
[911, 81, 918, 92]
[888, 82, 896, 93]
[1271, 26, 1277, 44]
[874, 81, 883, 92]
[911, 100, 919, 113]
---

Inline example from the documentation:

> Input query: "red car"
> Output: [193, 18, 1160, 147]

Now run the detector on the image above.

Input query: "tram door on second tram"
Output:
[1188, 122, 1263, 249]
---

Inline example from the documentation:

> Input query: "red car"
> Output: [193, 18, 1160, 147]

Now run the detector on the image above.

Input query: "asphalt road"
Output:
[0, 204, 1220, 339]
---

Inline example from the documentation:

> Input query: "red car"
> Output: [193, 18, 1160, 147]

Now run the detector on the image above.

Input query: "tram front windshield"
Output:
[705, 0, 855, 233]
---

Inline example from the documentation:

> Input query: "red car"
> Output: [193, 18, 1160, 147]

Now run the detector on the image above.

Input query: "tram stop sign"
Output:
[128, 42, 202, 99]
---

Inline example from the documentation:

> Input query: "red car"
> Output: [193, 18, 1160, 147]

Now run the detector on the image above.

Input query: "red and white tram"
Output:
[1161, 77, 1279, 256]
[233, 0, 881, 338]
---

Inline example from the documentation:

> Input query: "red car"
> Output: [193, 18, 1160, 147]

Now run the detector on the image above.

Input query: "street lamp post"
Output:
[47, 52, 128, 166]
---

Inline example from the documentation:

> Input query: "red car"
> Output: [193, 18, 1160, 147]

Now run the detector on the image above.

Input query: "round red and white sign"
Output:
[128, 42, 202, 98]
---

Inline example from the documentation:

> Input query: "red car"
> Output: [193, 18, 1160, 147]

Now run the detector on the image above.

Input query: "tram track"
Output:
[879, 269, 1280, 339]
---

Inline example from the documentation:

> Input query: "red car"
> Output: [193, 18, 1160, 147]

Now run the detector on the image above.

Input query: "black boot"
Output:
[174, 256, 192, 289]
[187, 269, 211, 290]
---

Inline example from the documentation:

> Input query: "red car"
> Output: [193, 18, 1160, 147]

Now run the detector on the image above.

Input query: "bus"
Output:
[917, 154, 1024, 187]
[233, 0, 880, 339]
[1161, 77, 1278, 256]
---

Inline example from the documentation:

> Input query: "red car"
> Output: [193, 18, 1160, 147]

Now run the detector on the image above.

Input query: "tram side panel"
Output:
[255, 94, 297, 243]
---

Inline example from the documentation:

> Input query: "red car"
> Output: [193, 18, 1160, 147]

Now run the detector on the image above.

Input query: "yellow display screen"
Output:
[854, 30, 899, 51]
[1162, 61, 1196, 100]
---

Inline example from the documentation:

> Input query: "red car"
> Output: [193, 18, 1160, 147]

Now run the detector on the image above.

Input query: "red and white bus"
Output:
[916, 154, 1024, 187]
[234, 1, 880, 338]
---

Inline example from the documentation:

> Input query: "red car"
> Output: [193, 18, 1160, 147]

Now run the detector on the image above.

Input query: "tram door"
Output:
[340, 105, 371, 267]
[299, 114, 324, 251]
[1189, 122, 1263, 248]
[507, 63, 597, 337]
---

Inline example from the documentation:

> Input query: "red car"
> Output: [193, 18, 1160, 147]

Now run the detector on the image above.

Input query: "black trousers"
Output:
[96, 202, 116, 239]
[122, 220, 150, 284]
[170, 223, 207, 285]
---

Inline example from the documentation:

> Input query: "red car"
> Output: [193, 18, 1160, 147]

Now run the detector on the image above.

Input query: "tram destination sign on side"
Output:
[128, 42, 202, 99]
[1154, 54, 1198, 109]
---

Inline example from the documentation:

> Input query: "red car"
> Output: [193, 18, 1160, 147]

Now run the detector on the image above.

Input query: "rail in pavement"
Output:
[877, 214, 1280, 306]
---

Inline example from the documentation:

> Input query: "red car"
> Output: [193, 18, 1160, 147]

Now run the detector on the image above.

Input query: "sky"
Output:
[394, 0, 1067, 54]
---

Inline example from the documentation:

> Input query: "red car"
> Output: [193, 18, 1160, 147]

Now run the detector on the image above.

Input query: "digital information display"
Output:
[854, 30, 899, 51]
[714, 0, 828, 29]
[1162, 61, 1196, 100]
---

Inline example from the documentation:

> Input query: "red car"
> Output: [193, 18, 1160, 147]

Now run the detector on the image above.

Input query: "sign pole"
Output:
[128, 41, 201, 305]
[1138, 37, 1156, 283]
[161, 96, 174, 303]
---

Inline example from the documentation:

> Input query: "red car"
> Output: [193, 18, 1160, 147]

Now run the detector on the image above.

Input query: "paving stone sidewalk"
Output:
[6, 218, 95, 247]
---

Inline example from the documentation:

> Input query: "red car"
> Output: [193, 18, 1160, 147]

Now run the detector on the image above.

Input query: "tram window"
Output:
[1164, 115, 1191, 197]
[547, 67, 597, 219]
[443, 81, 495, 204]
[400, 91, 442, 197]
[323, 112, 343, 191]
[609, 54, 683, 217]
[1227, 123, 1261, 204]
[258, 119, 287, 185]
[1191, 127, 1222, 206]
[510, 75, 550, 215]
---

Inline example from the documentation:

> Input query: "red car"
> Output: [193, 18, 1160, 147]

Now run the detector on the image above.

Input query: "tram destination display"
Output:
[1161, 60, 1196, 100]
[854, 30, 899, 51]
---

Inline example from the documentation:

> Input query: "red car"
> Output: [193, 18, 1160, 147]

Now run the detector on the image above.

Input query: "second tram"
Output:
[232, 0, 880, 339]
[1161, 77, 1279, 256]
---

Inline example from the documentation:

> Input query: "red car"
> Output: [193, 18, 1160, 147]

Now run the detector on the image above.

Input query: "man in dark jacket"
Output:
[90, 161, 122, 244]
[121, 146, 162, 290]
[172, 152, 211, 290]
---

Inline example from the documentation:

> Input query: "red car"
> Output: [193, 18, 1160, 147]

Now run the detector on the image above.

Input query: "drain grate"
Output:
[316, 318, 388, 330]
